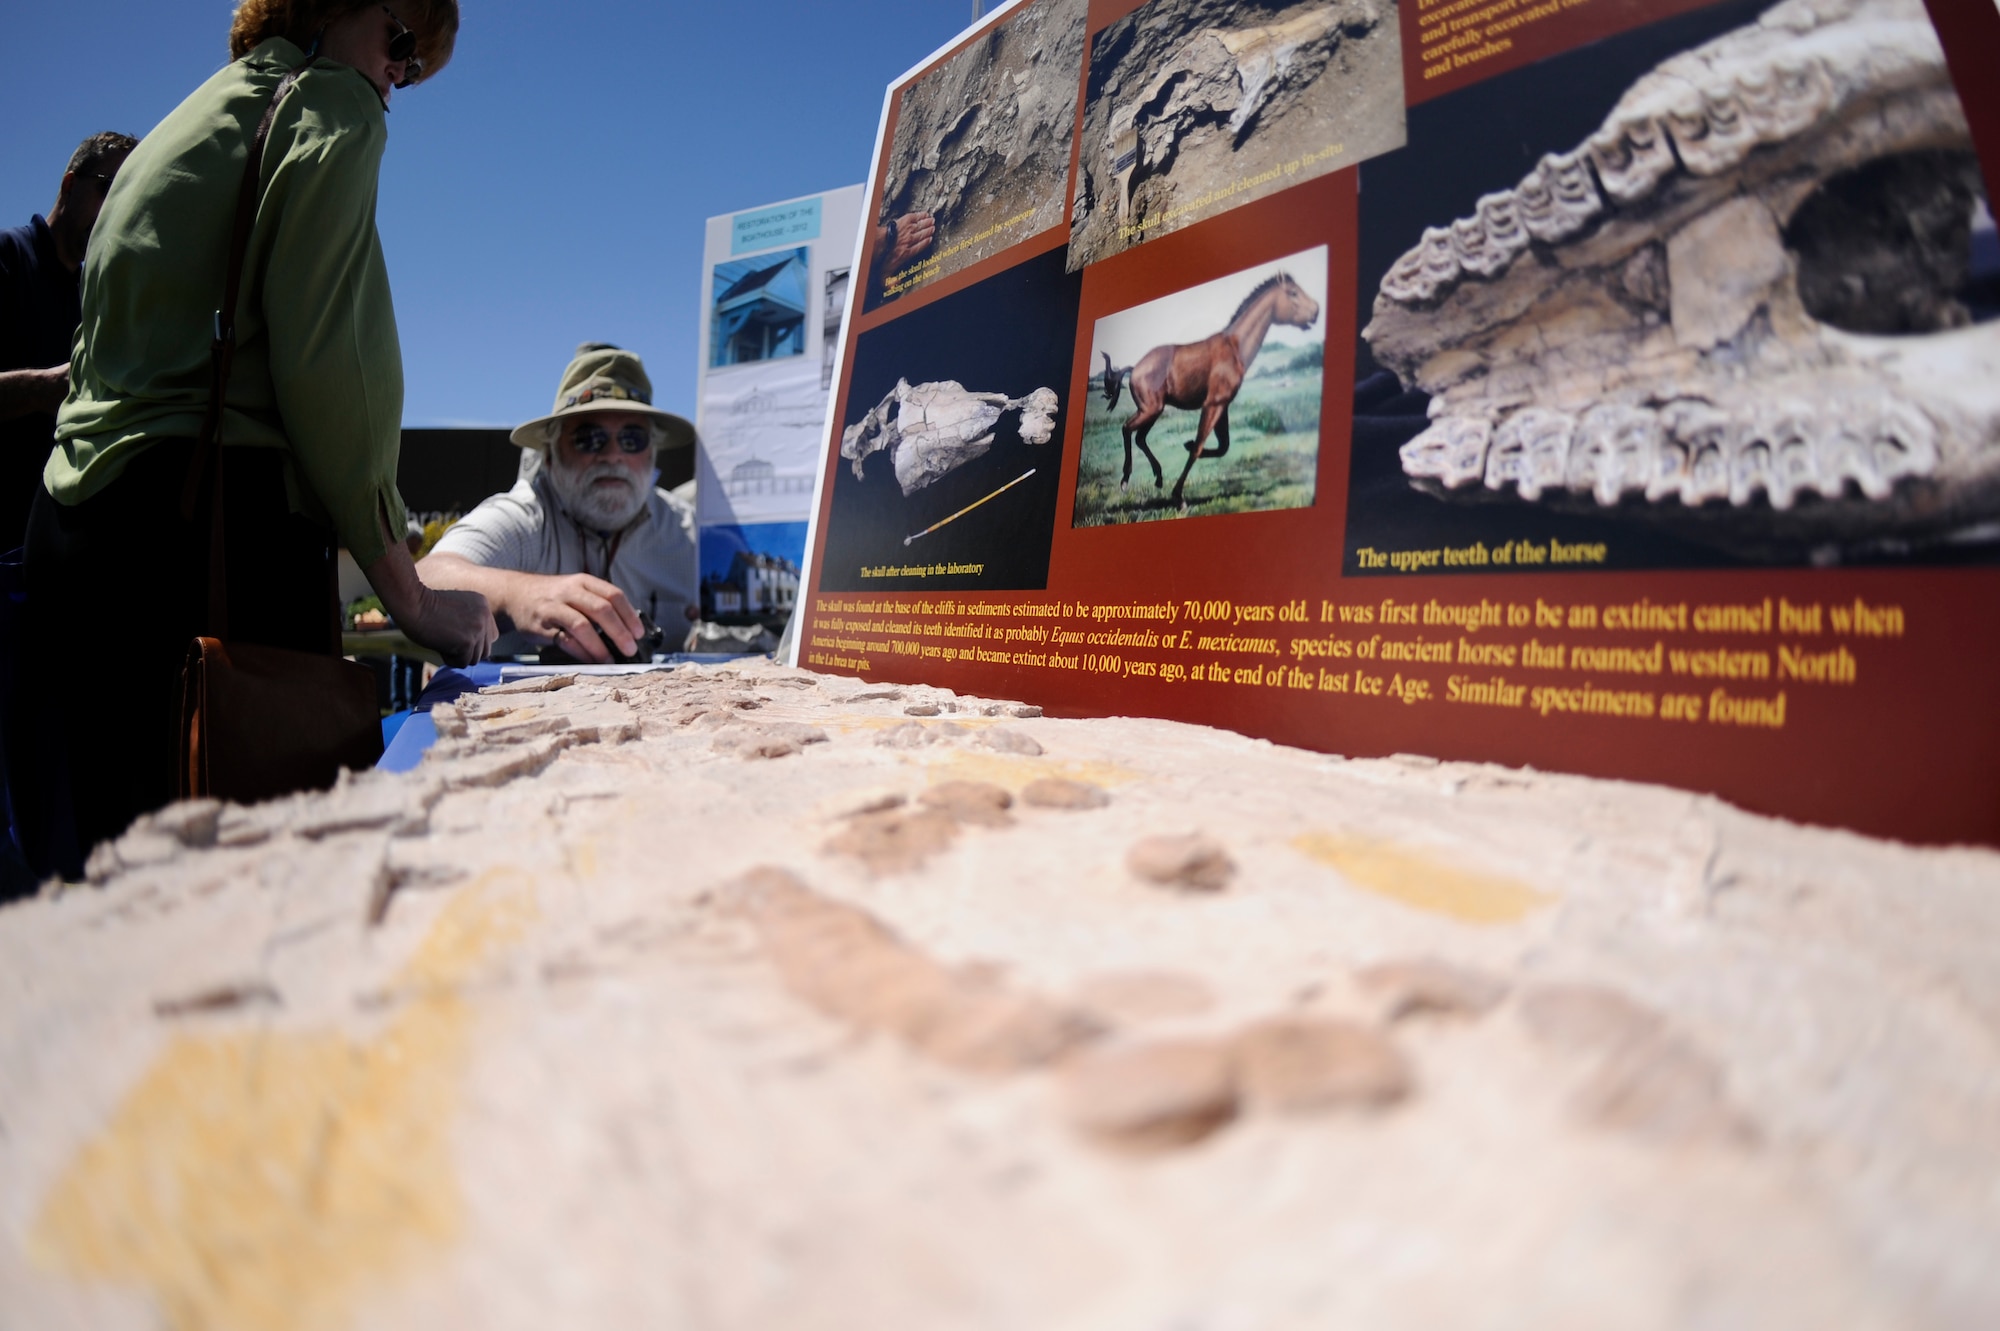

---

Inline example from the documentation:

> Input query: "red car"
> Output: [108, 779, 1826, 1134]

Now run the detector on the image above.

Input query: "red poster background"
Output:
[804, 0, 2000, 847]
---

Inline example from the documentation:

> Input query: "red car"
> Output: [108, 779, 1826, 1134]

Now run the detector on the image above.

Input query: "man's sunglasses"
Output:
[383, 6, 423, 88]
[568, 422, 654, 456]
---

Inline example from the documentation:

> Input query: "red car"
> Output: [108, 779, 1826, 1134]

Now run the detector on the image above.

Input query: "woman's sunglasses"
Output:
[383, 6, 423, 88]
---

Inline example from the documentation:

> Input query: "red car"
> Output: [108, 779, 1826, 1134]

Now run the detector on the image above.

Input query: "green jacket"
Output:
[49, 37, 408, 567]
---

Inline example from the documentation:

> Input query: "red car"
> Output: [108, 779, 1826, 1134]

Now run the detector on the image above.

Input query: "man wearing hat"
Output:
[419, 343, 698, 663]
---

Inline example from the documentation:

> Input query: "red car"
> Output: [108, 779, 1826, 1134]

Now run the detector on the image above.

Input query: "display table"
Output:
[341, 628, 442, 666]
[377, 655, 749, 772]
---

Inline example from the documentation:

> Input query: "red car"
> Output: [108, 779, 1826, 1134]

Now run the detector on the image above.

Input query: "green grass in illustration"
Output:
[1071, 357, 1323, 528]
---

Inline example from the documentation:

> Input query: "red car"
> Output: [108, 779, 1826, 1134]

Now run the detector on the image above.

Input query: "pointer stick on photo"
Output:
[904, 468, 1037, 546]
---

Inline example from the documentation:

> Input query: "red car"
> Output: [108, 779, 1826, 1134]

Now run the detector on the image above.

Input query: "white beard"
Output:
[549, 457, 648, 531]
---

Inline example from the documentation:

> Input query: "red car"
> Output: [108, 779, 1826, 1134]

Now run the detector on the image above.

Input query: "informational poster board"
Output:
[694, 185, 864, 628]
[797, 0, 2000, 845]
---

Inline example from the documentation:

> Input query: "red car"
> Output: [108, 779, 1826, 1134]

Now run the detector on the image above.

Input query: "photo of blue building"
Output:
[710, 247, 809, 366]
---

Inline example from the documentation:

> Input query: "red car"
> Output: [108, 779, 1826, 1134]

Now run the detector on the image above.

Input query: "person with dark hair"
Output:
[0, 131, 137, 551]
[11, 0, 492, 878]
[0, 131, 136, 896]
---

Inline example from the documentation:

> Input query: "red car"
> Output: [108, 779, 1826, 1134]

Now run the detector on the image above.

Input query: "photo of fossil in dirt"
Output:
[1067, 0, 1405, 272]
[1074, 247, 1327, 526]
[820, 246, 1082, 591]
[864, 0, 1087, 311]
[1345, 0, 2000, 569]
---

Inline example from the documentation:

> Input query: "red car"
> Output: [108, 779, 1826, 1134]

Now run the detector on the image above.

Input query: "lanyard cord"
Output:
[594, 526, 627, 581]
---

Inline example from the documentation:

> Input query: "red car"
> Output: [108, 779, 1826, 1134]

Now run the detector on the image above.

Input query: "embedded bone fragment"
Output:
[1518, 983, 1666, 1052]
[1105, 7, 1355, 225]
[1233, 1016, 1413, 1112]
[977, 726, 1044, 756]
[1074, 970, 1215, 1022]
[917, 780, 1015, 828]
[841, 378, 1062, 495]
[722, 866, 1100, 1075]
[1356, 958, 1509, 1021]
[1021, 777, 1111, 810]
[1363, 0, 2000, 544]
[1577, 1034, 1758, 1147]
[1126, 832, 1235, 890]
[824, 806, 961, 875]
[1060, 1038, 1239, 1150]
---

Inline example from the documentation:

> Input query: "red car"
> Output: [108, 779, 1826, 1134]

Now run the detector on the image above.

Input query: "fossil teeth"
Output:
[1645, 437, 1692, 504]
[1587, 113, 1680, 204]
[1659, 401, 1731, 505]
[1400, 416, 1491, 489]
[1366, 0, 1994, 546]
[1487, 408, 1573, 501]
[1680, 85, 1759, 175]
[1819, 395, 1938, 499]
[1472, 192, 1531, 271]
[1483, 415, 1528, 492]
[1731, 405, 1816, 509]
[1414, 392, 1946, 512]
[1516, 149, 1603, 245]
[1379, 225, 1461, 304]
[1520, 409, 1577, 502]
[1450, 215, 1504, 279]
[1570, 404, 1660, 506]
[1736, 56, 1833, 139]
[1729, 438, 1775, 508]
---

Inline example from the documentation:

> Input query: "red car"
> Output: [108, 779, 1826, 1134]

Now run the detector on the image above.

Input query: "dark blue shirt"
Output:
[0, 215, 80, 548]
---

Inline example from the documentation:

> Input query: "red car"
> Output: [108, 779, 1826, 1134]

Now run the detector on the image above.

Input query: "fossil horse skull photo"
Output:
[841, 379, 1061, 497]
[1363, 0, 2000, 557]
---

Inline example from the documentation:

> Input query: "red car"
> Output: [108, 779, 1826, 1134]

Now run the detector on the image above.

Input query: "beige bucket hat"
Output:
[509, 342, 696, 451]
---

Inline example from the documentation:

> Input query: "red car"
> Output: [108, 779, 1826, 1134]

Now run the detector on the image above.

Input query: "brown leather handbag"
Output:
[176, 58, 383, 802]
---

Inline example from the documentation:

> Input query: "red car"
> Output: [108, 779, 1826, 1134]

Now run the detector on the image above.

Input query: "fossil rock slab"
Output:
[1071, 0, 1404, 269]
[3, 661, 1999, 1328]
[1364, 0, 2000, 556]
[875, 0, 1086, 291]
[1104, 7, 1351, 228]
[840, 378, 1060, 495]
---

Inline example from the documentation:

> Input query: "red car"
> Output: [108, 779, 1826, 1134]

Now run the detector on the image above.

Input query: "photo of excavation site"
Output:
[863, 0, 1087, 311]
[1344, 0, 2000, 572]
[1074, 247, 1327, 527]
[820, 247, 1083, 591]
[1067, 0, 1405, 272]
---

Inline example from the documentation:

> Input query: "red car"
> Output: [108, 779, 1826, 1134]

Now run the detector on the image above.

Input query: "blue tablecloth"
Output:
[377, 662, 504, 773]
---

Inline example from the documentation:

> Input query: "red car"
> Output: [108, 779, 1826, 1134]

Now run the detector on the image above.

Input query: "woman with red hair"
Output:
[13, 1, 494, 876]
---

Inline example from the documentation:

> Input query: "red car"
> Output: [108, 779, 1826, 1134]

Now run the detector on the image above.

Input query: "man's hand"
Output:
[416, 553, 644, 665]
[883, 212, 936, 272]
[0, 364, 72, 421]
[514, 572, 644, 664]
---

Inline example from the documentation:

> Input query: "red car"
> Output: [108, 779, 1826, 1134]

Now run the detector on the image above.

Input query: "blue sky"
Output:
[0, 1, 987, 426]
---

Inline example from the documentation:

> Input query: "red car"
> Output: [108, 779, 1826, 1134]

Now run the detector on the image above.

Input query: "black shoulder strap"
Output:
[179, 58, 311, 640]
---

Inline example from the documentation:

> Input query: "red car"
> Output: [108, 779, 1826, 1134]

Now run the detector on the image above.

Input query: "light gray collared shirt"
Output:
[433, 468, 698, 654]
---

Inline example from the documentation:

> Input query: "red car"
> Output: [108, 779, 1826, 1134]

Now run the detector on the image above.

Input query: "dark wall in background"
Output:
[397, 429, 520, 517]
[397, 428, 698, 516]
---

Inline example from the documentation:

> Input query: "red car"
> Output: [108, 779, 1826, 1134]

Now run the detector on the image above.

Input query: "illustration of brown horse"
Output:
[1099, 271, 1320, 506]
